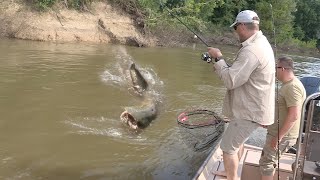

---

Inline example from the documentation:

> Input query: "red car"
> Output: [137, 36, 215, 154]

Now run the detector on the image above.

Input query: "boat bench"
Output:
[241, 149, 295, 180]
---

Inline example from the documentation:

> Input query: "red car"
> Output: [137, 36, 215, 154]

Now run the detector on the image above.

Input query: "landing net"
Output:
[177, 109, 225, 151]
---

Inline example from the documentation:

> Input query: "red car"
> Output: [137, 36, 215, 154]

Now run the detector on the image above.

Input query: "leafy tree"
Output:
[137, 0, 319, 48]
[254, 0, 296, 44]
[209, 0, 247, 26]
[293, 0, 320, 41]
[32, 0, 56, 10]
[164, 0, 187, 9]
[25, 0, 319, 48]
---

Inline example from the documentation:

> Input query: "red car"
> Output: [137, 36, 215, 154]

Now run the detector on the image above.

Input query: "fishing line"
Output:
[159, 0, 210, 47]
[270, 3, 280, 180]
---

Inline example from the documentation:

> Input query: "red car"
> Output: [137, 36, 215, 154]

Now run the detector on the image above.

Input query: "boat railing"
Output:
[293, 92, 320, 180]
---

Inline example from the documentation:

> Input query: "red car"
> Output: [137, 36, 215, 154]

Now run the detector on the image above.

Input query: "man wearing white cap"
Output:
[207, 10, 275, 180]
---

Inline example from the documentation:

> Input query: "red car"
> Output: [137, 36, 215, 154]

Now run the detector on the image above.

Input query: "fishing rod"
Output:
[159, 2, 210, 47]
[159, 2, 213, 63]
[270, 4, 277, 58]
[270, 3, 280, 180]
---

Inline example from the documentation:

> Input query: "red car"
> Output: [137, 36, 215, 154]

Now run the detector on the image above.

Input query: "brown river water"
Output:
[0, 38, 319, 180]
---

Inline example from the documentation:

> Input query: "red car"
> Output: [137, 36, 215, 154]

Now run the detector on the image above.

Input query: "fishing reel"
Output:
[201, 52, 212, 63]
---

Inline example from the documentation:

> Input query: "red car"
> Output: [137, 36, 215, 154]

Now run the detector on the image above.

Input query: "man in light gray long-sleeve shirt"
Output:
[207, 10, 275, 180]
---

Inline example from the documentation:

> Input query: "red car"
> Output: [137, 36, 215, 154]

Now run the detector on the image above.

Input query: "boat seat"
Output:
[241, 149, 295, 180]
[303, 160, 320, 179]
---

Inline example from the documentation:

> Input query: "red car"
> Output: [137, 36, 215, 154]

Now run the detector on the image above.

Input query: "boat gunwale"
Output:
[192, 139, 222, 180]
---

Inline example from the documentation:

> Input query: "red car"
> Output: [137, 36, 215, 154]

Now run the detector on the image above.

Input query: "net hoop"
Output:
[177, 109, 223, 129]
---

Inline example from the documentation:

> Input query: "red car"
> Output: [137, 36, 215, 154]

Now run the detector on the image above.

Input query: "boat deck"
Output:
[194, 143, 296, 180]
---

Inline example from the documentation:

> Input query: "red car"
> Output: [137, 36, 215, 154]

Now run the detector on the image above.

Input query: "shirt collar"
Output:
[241, 30, 262, 47]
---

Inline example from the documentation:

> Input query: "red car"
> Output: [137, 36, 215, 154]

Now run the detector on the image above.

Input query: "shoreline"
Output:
[0, 1, 319, 58]
[0, 1, 157, 47]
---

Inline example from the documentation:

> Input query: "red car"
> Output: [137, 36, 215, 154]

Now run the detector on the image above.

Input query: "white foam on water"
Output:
[295, 61, 320, 78]
[100, 69, 123, 86]
[64, 117, 122, 137]
[99, 47, 164, 106]
[63, 116, 150, 144]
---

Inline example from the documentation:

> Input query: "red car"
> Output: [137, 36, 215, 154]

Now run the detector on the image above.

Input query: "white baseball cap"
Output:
[230, 10, 260, 27]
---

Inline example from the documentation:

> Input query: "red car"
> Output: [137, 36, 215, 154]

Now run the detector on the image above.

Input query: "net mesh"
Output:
[177, 109, 225, 151]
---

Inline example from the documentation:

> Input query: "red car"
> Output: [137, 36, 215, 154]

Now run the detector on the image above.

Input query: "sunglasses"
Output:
[276, 67, 291, 70]
[233, 23, 241, 30]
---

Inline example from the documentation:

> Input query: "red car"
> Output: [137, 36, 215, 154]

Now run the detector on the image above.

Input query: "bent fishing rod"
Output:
[159, 2, 213, 63]
[160, 3, 210, 47]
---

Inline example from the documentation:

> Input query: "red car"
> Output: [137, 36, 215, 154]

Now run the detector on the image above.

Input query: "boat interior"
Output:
[193, 77, 320, 180]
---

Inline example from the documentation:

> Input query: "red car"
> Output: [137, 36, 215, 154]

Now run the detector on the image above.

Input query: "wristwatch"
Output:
[215, 56, 223, 62]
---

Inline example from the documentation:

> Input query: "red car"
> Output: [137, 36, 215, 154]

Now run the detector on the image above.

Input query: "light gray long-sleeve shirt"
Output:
[214, 31, 275, 125]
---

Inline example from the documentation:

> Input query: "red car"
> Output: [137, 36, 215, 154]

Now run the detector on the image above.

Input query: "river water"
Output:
[0, 38, 319, 180]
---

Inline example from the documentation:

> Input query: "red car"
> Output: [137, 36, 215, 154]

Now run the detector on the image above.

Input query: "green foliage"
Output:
[26, 0, 319, 48]
[209, 0, 247, 26]
[293, 0, 320, 41]
[67, 0, 93, 10]
[29, 0, 93, 10]
[190, 0, 223, 21]
[274, 0, 296, 42]
[164, 0, 186, 9]
[288, 38, 317, 49]
[138, 0, 160, 12]
[160, 0, 313, 46]
[35, 0, 56, 10]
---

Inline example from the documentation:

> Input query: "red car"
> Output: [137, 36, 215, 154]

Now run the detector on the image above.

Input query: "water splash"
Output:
[63, 116, 152, 145]
[100, 70, 124, 87]
[100, 47, 164, 103]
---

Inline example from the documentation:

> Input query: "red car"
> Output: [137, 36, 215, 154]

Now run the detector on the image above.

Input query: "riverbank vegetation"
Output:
[28, 0, 92, 10]
[24, 0, 320, 54]
[139, 0, 320, 52]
